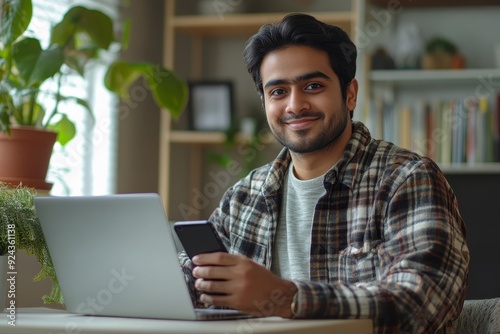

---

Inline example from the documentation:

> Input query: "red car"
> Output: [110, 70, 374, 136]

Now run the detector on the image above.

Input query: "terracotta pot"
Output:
[0, 127, 57, 190]
[422, 53, 454, 69]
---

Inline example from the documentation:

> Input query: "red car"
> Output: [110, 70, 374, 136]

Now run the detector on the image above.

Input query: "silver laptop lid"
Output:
[35, 193, 197, 320]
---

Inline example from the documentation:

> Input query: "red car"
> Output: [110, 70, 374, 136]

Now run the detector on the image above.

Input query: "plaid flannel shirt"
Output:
[179, 121, 469, 333]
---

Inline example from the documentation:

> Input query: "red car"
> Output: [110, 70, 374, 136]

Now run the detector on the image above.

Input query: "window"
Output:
[29, 0, 122, 196]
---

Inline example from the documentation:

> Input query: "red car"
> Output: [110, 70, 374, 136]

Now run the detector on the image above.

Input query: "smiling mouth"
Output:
[284, 117, 319, 130]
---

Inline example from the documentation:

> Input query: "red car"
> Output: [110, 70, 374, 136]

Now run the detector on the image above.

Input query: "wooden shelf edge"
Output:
[371, 68, 500, 82]
[168, 132, 500, 173]
[369, 0, 500, 7]
[169, 131, 226, 143]
[171, 11, 355, 34]
[439, 162, 500, 174]
[168, 130, 277, 145]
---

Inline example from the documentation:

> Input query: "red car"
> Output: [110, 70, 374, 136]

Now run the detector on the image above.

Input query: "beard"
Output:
[269, 103, 349, 154]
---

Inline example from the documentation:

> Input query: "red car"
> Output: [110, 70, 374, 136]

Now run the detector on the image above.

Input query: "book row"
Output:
[363, 92, 500, 164]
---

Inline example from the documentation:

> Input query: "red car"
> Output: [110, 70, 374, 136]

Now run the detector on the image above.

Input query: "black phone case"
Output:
[174, 221, 227, 259]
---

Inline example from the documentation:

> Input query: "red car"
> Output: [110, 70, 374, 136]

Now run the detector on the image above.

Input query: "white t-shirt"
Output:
[271, 162, 327, 280]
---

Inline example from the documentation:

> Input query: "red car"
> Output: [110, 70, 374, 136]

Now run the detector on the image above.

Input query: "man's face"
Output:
[260, 45, 357, 154]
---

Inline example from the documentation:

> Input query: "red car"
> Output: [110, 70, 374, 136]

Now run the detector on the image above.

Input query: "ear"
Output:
[346, 79, 358, 112]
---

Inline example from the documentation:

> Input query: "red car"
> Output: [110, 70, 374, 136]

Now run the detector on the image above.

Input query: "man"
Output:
[179, 13, 469, 333]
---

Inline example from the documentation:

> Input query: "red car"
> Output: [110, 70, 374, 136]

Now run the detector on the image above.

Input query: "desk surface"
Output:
[2, 308, 372, 334]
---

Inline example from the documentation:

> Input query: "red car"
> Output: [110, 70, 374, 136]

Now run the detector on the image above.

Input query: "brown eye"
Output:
[305, 83, 323, 90]
[270, 88, 286, 96]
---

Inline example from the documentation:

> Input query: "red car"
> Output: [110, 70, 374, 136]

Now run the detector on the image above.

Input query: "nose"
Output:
[285, 89, 310, 114]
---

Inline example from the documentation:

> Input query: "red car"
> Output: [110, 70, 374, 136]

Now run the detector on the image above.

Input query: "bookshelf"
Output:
[363, 2, 500, 173]
[364, 2, 500, 299]
[159, 0, 500, 222]
[160, 0, 363, 220]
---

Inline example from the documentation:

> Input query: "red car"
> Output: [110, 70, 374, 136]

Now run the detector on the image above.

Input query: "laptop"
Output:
[34, 193, 251, 320]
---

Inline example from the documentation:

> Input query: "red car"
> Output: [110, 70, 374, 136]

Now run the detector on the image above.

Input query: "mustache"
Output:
[279, 111, 324, 123]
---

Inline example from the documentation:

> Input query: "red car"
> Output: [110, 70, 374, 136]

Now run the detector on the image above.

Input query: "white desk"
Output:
[2, 308, 372, 334]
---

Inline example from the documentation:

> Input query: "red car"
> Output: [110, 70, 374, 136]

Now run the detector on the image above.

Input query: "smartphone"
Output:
[173, 220, 227, 260]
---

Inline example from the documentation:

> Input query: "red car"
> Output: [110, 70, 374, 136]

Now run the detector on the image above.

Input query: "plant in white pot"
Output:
[0, 0, 188, 191]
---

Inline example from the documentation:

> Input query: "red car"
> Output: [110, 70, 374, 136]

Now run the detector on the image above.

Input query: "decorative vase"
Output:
[197, 0, 249, 16]
[0, 127, 57, 191]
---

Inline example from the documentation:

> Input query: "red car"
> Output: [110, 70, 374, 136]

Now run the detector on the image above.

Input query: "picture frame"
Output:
[188, 81, 234, 131]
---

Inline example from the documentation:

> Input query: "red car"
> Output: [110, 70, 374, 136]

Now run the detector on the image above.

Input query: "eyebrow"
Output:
[263, 71, 331, 90]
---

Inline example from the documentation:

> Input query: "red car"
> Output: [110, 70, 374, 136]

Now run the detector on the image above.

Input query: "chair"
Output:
[453, 298, 500, 334]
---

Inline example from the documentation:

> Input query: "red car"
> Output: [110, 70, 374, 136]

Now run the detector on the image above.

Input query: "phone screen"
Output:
[173, 220, 227, 259]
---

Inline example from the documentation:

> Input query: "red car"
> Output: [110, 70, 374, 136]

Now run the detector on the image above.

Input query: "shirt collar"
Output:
[262, 121, 373, 194]
[325, 121, 373, 189]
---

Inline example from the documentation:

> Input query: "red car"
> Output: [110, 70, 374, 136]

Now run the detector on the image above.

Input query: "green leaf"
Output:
[207, 152, 233, 168]
[48, 114, 75, 146]
[50, 6, 114, 77]
[145, 65, 188, 119]
[50, 6, 114, 50]
[0, 55, 6, 76]
[0, 104, 11, 133]
[14, 98, 44, 126]
[104, 61, 142, 98]
[12, 38, 64, 87]
[0, 86, 14, 129]
[73, 96, 94, 123]
[63, 49, 93, 76]
[425, 36, 457, 54]
[104, 61, 188, 118]
[0, 0, 32, 47]
[0, 84, 13, 106]
[121, 18, 132, 50]
[55, 94, 94, 123]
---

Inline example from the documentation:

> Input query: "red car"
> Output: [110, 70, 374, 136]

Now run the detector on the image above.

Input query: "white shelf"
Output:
[439, 163, 500, 174]
[370, 68, 500, 84]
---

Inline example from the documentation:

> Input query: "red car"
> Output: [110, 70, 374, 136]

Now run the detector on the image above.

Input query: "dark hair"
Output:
[243, 13, 357, 102]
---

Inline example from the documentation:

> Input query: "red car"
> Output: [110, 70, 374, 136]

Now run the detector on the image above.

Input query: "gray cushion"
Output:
[453, 298, 500, 334]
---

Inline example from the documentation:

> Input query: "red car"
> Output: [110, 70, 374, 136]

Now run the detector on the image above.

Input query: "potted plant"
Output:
[422, 36, 466, 70]
[0, 0, 188, 190]
[0, 181, 62, 304]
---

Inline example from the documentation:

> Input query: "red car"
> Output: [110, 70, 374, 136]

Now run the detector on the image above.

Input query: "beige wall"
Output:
[115, 0, 165, 194]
